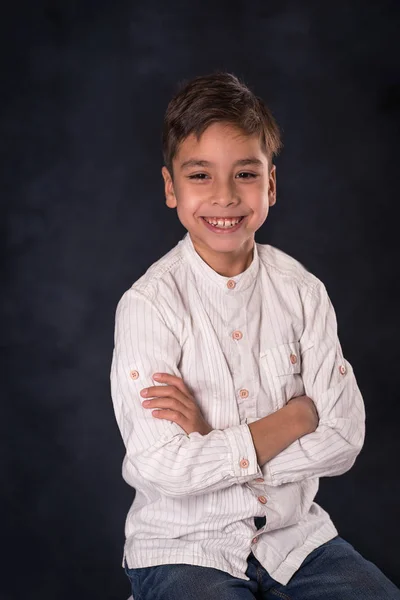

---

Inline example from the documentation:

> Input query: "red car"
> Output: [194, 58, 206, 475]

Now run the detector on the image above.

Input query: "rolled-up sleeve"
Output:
[263, 278, 366, 486]
[110, 288, 263, 498]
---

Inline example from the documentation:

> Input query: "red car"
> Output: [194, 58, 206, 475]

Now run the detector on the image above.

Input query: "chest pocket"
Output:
[259, 341, 305, 411]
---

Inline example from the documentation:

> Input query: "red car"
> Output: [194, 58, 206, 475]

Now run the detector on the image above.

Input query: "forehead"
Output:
[175, 122, 265, 162]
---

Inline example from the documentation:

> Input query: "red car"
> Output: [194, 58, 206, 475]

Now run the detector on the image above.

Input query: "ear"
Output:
[161, 166, 177, 209]
[268, 164, 277, 207]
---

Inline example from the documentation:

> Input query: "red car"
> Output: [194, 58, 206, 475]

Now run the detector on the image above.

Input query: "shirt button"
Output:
[130, 370, 139, 380]
[290, 353, 297, 364]
[339, 365, 347, 375]
[255, 477, 264, 483]
[227, 279, 236, 289]
[240, 458, 249, 468]
[232, 330, 243, 340]
[252, 537, 258, 544]
[258, 495, 267, 504]
[239, 389, 249, 399]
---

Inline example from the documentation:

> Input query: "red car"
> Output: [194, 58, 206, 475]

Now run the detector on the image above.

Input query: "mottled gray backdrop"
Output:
[2, 1, 399, 599]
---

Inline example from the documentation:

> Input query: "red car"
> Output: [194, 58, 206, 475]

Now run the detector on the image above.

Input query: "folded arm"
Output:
[111, 288, 266, 498]
[262, 279, 366, 486]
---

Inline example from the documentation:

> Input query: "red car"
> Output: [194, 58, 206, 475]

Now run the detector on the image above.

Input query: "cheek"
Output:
[245, 188, 268, 209]
[243, 178, 266, 196]
[175, 189, 204, 217]
[175, 202, 199, 229]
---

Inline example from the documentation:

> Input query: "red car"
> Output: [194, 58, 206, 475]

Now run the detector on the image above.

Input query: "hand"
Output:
[140, 373, 213, 436]
[287, 395, 319, 435]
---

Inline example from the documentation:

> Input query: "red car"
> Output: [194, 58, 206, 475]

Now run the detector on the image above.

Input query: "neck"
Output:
[191, 236, 255, 277]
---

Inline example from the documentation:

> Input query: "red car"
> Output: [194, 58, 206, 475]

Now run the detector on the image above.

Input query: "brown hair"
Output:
[162, 71, 283, 179]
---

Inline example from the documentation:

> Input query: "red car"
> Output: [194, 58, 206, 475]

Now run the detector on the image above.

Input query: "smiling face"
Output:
[161, 122, 277, 277]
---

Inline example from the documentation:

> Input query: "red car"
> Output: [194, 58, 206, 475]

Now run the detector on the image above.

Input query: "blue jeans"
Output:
[124, 519, 400, 599]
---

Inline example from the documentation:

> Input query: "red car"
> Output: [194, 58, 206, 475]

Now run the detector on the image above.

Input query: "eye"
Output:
[187, 173, 210, 180]
[236, 172, 258, 179]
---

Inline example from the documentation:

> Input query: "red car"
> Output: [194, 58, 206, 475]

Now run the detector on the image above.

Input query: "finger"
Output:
[142, 385, 191, 408]
[142, 384, 176, 396]
[152, 373, 191, 396]
[151, 409, 186, 426]
[142, 397, 190, 417]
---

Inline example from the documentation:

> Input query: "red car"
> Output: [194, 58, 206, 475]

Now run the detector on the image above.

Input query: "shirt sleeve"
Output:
[110, 287, 263, 498]
[262, 278, 366, 486]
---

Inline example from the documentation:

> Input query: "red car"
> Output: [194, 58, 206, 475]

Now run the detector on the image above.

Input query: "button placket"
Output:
[229, 293, 258, 435]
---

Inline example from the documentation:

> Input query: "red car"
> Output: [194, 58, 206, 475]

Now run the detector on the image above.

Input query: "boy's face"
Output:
[161, 122, 276, 276]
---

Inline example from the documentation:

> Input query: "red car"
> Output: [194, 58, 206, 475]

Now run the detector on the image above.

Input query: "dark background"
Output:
[2, 1, 399, 598]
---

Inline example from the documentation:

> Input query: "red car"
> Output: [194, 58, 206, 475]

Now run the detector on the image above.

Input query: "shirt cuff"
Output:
[224, 423, 263, 483]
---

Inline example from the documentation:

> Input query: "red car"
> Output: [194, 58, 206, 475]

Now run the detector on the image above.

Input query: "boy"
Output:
[110, 72, 399, 599]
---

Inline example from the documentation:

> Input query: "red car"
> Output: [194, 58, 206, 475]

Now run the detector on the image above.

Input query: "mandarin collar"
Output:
[180, 231, 259, 292]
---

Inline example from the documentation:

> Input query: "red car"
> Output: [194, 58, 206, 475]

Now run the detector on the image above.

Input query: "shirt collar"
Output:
[180, 231, 259, 292]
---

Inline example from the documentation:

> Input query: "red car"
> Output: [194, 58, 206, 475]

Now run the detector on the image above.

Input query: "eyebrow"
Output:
[180, 157, 264, 170]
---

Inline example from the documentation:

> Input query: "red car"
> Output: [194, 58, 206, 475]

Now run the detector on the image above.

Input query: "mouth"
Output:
[200, 216, 246, 233]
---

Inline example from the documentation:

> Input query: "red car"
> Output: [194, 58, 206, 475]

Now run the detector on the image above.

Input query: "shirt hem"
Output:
[122, 521, 339, 585]
[265, 522, 339, 585]
[123, 550, 251, 581]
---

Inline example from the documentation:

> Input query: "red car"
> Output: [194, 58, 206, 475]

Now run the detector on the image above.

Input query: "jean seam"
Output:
[124, 560, 144, 600]
[270, 588, 291, 600]
[256, 564, 264, 590]
[128, 574, 143, 600]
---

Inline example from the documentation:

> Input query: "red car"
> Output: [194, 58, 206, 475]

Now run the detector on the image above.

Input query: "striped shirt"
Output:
[110, 231, 365, 585]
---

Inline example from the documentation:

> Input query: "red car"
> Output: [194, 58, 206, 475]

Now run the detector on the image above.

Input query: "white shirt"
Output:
[110, 231, 365, 585]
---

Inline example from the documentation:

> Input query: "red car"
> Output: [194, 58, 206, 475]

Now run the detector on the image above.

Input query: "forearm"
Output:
[127, 421, 264, 497]
[248, 400, 313, 468]
[259, 280, 367, 487]
[262, 383, 366, 486]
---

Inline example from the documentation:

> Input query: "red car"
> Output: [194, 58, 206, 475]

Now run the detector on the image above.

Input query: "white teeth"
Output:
[203, 217, 242, 228]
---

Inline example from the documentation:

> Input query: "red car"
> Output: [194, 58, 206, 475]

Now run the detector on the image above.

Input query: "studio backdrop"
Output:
[2, 2, 399, 599]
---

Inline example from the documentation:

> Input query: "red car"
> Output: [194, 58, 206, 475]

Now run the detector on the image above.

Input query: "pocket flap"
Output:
[260, 341, 301, 376]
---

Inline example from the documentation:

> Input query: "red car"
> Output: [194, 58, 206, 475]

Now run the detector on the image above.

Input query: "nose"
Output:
[211, 178, 239, 208]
